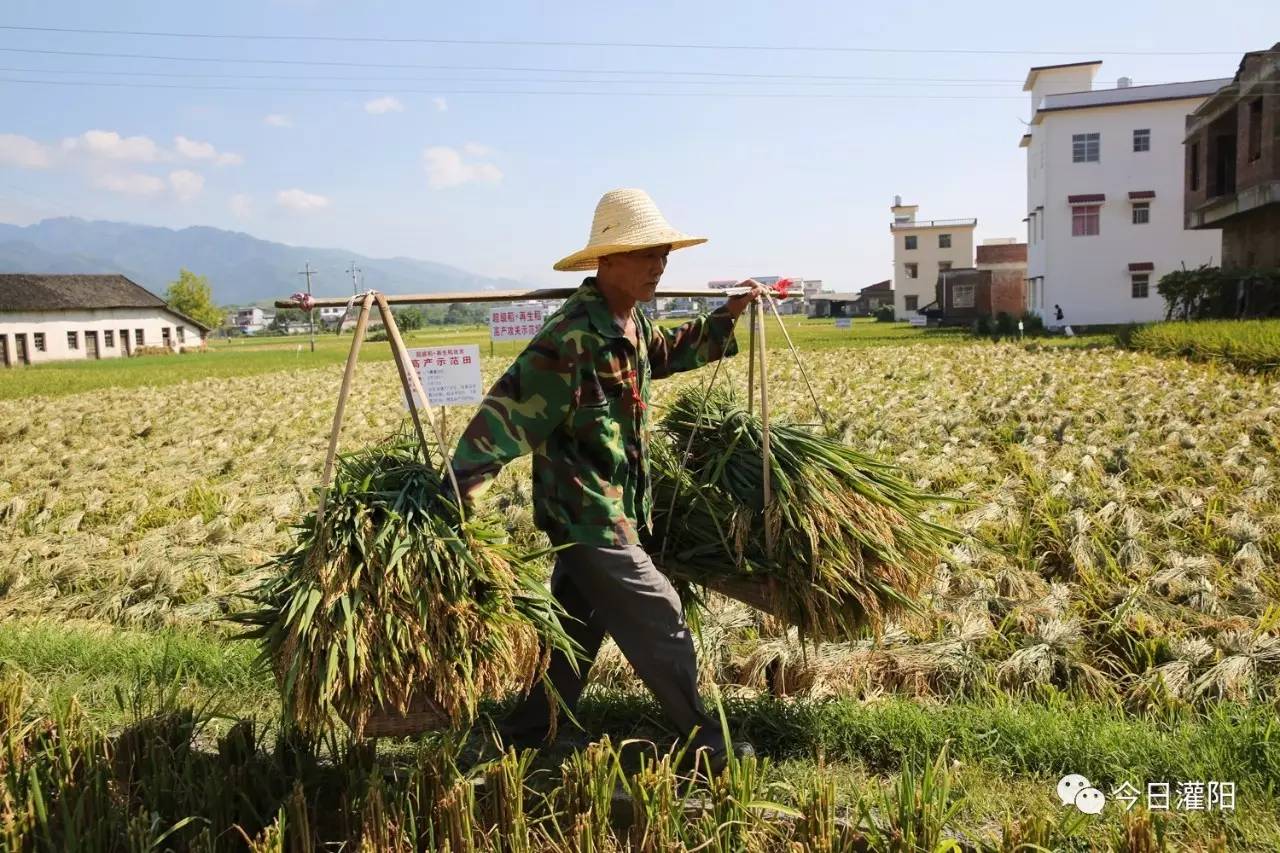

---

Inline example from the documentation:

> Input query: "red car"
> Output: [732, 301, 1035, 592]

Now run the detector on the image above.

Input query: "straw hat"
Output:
[553, 188, 707, 272]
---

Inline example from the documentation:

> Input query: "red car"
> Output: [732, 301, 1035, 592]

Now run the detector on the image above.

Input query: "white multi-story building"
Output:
[1, 274, 210, 366]
[889, 200, 977, 319]
[1022, 62, 1227, 325]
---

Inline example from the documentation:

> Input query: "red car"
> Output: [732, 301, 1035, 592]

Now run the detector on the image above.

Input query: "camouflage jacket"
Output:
[451, 277, 740, 546]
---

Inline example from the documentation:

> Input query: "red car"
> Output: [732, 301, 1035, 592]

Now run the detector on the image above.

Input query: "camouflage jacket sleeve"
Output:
[648, 305, 740, 380]
[450, 332, 577, 501]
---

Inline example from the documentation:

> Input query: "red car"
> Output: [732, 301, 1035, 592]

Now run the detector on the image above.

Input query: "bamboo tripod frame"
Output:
[314, 290, 465, 536]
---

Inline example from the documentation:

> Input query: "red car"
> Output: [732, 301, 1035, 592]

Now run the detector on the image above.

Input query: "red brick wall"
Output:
[976, 243, 1028, 266]
[989, 268, 1027, 316]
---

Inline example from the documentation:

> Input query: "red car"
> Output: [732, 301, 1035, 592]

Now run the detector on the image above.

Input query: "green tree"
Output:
[395, 307, 425, 331]
[271, 307, 305, 332]
[445, 302, 487, 325]
[165, 269, 223, 331]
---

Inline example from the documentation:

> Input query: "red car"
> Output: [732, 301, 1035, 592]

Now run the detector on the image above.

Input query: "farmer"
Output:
[451, 188, 764, 770]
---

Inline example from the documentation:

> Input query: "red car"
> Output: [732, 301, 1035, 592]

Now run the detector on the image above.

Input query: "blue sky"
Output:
[0, 0, 1273, 290]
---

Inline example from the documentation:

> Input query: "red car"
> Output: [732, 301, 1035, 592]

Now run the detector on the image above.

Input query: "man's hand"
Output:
[723, 279, 769, 319]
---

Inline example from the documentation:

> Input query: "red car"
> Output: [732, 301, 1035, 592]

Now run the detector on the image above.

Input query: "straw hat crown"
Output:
[553, 188, 707, 272]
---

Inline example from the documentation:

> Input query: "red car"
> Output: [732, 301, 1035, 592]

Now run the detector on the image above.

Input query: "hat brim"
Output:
[553, 235, 707, 272]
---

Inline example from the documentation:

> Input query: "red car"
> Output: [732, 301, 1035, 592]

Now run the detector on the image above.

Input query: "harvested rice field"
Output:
[2, 319, 1279, 850]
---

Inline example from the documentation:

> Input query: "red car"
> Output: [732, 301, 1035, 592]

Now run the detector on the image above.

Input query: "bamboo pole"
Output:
[315, 291, 376, 532]
[373, 293, 466, 518]
[756, 298, 774, 560]
[276, 287, 767, 310]
[763, 293, 830, 433]
[746, 300, 757, 416]
[375, 297, 435, 469]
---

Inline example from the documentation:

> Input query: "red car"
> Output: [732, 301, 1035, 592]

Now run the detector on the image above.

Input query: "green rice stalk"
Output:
[653, 387, 960, 642]
[233, 436, 574, 738]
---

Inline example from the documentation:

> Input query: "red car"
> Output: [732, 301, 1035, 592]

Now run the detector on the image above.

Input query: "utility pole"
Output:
[346, 260, 362, 296]
[297, 262, 316, 353]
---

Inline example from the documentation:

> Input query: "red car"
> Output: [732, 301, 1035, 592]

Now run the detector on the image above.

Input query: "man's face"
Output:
[598, 245, 670, 303]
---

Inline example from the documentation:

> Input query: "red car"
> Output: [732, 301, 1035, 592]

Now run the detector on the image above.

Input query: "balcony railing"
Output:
[891, 218, 978, 230]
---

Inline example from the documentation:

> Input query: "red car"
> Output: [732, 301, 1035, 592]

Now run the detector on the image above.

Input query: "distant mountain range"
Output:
[0, 218, 536, 306]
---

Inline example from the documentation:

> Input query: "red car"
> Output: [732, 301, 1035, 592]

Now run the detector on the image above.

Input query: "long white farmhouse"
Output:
[0, 274, 210, 367]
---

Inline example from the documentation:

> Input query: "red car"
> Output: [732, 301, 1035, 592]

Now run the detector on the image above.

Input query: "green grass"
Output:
[0, 317, 982, 400]
[1126, 318, 1280, 372]
[0, 618, 272, 724]
[4, 617, 1277, 797]
[5, 617, 1274, 850]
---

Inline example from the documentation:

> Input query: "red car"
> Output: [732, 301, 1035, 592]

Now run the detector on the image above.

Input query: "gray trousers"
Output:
[503, 543, 722, 750]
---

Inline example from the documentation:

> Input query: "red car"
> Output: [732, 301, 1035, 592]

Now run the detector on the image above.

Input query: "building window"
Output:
[1248, 98, 1263, 162]
[135, 329, 144, 347]
[177, 327, 185, 343]
[939, 261, 953, 271]
[1071, 205, 1100, 236]
[905, 262, 918, 279]
[104, 330, 114, 347]
[162, 327, 172, 346]
[1132, 202, 1150, 224]
[67, 331, 78, 350]
[1131, 274, 1150, 299]
[1072, 132, 1100, 163]
[1190, 142, 1200, 190]
[938, 233, 952, 248]
[904, 235, 917, 250]
[33, 333, 46, 352]
[905, 295, 919, 311]
[953, 283, 975, 308]
[1133, 129, 1150, 152]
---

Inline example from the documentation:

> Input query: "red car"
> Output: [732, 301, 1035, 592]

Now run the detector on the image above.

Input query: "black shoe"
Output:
[686, 741, 757, 777]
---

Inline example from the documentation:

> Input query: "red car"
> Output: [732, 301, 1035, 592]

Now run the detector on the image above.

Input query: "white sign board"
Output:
[403, 345, 484, 408]
[489, 306, 545, 341]
[908, 315, 928, 327]
[834, 317, 852, 329]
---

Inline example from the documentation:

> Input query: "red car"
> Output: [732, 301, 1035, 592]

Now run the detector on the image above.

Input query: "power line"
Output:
[7, 66, 1257, 91]
[0, 46, 1073, 82]
[0, 77, 1030, 99]
[0, 65, 1042, 88]
[0, 23, 1255, 55]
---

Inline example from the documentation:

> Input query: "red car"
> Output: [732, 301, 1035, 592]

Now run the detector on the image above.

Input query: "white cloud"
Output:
[64, 130, 161, 162]
[276, 188, 331, 212]
[422, 145, 502, 189]
[174, 135, 243, 166]
[94, 172, 166, 196]
[169, 169, 205, 202]
[462, 142, 494, 158]
[0, 134, 53, 168]
[433, 97, 448, 112]
[229, 193, 253, 218]
[264, 113, 294, 128]
[364, 96, 405, 115]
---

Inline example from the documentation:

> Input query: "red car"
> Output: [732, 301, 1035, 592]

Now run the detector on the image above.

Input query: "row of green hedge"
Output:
[1121, 319, 1280, 372]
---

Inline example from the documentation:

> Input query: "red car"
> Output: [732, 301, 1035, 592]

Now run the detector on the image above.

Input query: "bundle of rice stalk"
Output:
[652, 387, 959, 642]
[234, 437, 574, 738]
